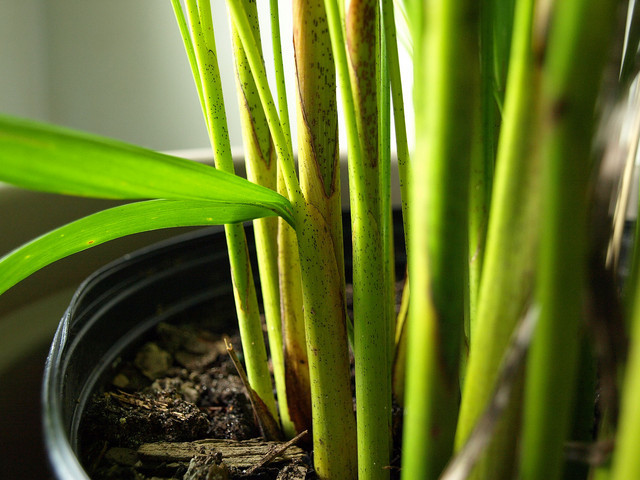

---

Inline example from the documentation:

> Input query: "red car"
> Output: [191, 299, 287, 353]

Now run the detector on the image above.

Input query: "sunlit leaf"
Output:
[0, 115, 294, 225]
[0, 199, 276, 295]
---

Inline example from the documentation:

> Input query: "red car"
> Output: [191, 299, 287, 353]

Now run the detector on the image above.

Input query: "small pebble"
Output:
[135, 342, 173, 379]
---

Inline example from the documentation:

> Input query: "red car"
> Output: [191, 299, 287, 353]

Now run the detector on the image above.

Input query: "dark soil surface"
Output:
[80, 281, 407, 480]
[80, 323, 313, 480]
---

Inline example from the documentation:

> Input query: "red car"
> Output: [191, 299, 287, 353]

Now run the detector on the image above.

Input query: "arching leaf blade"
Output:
[0, 199, 277, 296]
[0, 115, 294, 225]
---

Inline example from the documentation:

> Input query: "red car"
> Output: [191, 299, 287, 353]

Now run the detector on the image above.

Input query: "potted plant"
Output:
[1, 0, 639, 479]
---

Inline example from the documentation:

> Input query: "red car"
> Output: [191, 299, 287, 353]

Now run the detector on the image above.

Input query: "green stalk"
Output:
[611, 250, 640, 479]
[468, 0, 497, 340]
[229, 0, 291, 434]
[277, 196, 311, 435]
[227, 2, 357, 476]
[455, 1, 538, 479]
[468, 0, 515, 342]
[392, 278, 410, 404]
[171, 0, 207, 128]
[323, 0, 363, 169]
[269, 0, 311, 437]
[380, 0, 395, 374]
[492, 0, 516, 110]
[381, 0, 411, 402]
[181, 0, 278, 420]
[402, 1, 478, 478]
[225, 0, 303, 206]
[519, 1, 621, 479]
[293, 206, 357, 480]
[269, 0, 293, 159]
[344, 2, 392, 478]
[382, 0, 410, 241]
[292, 1, 357, 477]
[319, 0, 387, 469]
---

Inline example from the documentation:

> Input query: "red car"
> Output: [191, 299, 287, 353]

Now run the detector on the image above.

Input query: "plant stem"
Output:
[293, 204, 357, 480]
[468, 0, 497, 340]
[381, 0, 410, 243]
[269, 0, 293, 159]
[292, 0, 357, 477]
[170, 0, 207, 129]
[492, 0, 516, 109]
[180, 0, 278, 421]
[228, 2, 357, 476]
[225, 0, 303, 207]
[520, 1, 621, 479]
[612, 248, 640, 479]
[381, 0, 409, 386]
[268, 0, 311, 438]
[343, 1, 393, 478]
[455, 0, 538, 478]
[322, 0, 363, 168]
[402, 1, 478, 478]
[229, 0, 291, 434]
[379, 0, 395, 376]
[392, 277, 410, 404]
[468, 0, 515, 343]
[277, 195, 311, 435]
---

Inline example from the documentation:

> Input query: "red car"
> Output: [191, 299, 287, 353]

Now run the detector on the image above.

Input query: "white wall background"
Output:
[0, 0, 412, 154]
[0, 0, 242, 151]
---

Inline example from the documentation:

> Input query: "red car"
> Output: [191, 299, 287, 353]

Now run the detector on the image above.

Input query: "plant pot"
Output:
[41, 212, 406, 479]
[42, 224, 246, 479]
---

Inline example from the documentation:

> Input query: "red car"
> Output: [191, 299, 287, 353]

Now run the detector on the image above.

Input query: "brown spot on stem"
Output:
[551, 98, 570, 122]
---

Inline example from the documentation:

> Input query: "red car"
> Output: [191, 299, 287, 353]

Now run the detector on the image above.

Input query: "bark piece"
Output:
[245, 430, 308, 475]
[138, 438, 306, 470]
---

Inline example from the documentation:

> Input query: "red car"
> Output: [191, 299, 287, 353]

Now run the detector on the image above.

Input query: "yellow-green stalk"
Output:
[172, 0, 278, 420]
[277, 195, 311, 435]
[402, 1, 478, 478]
[467, 0, 513, 340]
[382, 0, 410, 242]
[455, 0, 538, 478]
[520, 0, 621, 479]
[381, 1, 411, 402]
[226, 2, 358, 475]
[345, 1, 392, 479]
[229, 0, 291, 433]
[293, 0, 357, 477]
[266, 0, 312, 437]
[611, 251, 640, 478]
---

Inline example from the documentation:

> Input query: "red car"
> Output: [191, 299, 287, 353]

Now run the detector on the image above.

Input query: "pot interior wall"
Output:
[43, 225, 240, 478]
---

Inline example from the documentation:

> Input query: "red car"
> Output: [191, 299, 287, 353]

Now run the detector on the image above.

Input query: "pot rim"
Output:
[41, 225, 227, 479]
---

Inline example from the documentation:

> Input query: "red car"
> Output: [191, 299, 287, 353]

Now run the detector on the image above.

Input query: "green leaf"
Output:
[0, 115, 294, 226]
[0, 199, 278, 296]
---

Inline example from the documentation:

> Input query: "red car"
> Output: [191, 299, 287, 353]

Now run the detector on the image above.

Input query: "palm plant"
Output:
[1, 1, 640, 479]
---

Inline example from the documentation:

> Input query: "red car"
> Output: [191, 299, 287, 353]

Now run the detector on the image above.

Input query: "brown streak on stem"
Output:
[224, 337, 282, 441]
[294, 72, 339, 198]
[284, 340, 313, 434]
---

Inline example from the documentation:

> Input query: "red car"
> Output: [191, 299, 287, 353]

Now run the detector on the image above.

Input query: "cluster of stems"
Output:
[170, 1, 640, 479]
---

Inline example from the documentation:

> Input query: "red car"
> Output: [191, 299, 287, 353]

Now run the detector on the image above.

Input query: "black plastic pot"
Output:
[41, 213, 406, 479]
[42, 225, 244, 479]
